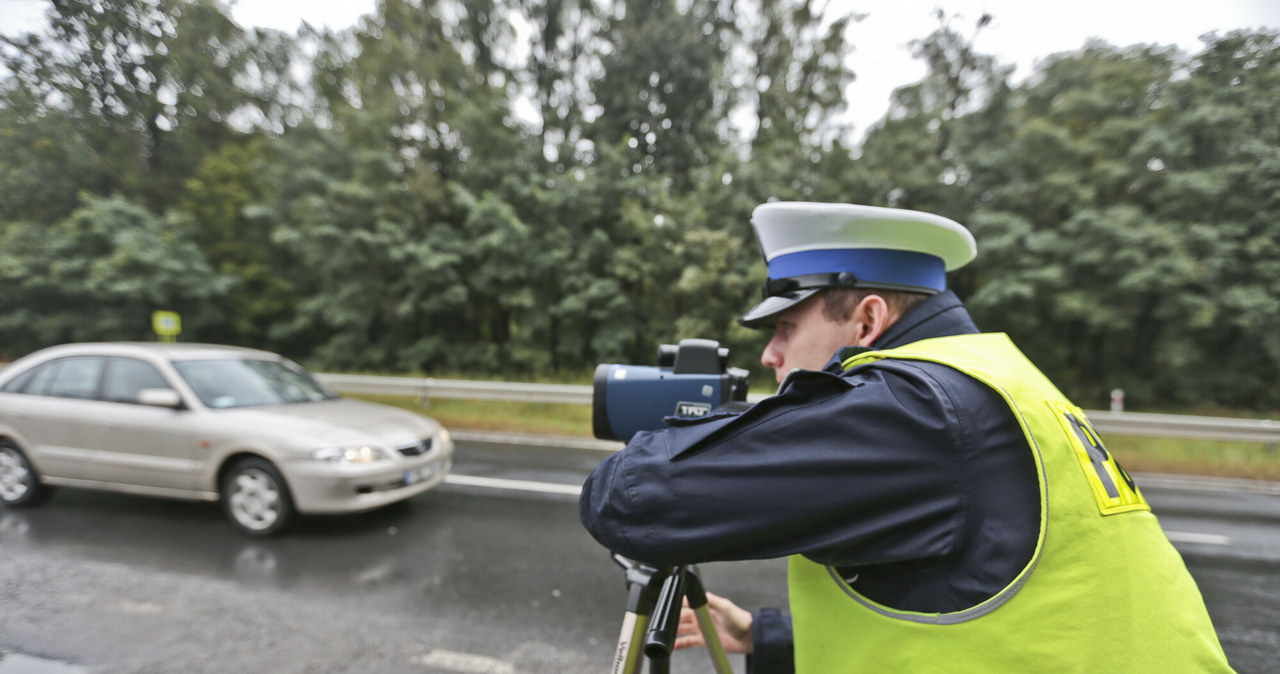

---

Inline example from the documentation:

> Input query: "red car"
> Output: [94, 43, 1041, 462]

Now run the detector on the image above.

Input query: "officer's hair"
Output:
[821, 288, 930, 324]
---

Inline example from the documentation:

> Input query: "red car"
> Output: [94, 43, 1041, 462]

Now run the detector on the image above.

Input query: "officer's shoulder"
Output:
[843, 354, 989, 394]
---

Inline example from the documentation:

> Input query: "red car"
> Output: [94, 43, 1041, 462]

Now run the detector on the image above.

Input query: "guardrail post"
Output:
[1110, 388, 1125, 413]
[419, 377, 433, 408]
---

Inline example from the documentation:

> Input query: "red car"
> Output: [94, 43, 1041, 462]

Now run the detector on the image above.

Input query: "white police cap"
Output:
[739, 202, 977, 328]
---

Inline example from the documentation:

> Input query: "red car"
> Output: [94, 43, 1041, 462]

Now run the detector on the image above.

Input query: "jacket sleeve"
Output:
[578, 362, 969, 567]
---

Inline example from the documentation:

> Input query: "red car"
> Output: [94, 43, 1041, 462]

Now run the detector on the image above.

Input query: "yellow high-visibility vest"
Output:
[788, 333, 1234, 672]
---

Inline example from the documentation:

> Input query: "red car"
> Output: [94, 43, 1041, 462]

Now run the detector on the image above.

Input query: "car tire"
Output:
[220, 457, 295, 537]
[0, 440, 51, 507]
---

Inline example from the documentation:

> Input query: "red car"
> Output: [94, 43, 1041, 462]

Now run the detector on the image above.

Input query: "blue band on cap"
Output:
[767, 249, 946, 292]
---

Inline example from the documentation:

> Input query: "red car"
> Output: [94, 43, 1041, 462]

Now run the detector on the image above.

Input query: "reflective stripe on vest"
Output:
[787, 333, 1234, 673]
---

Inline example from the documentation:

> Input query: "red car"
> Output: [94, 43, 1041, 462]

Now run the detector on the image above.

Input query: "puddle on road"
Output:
[0, 651, 88, 673]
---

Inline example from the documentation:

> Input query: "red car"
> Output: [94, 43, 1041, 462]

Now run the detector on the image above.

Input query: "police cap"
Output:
[739, 202, 977, 328]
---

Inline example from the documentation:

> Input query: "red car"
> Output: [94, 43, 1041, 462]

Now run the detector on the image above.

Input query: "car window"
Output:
[102, 357, 172, 404]
[20, 361, 59, 395]
[173, 358, 338, 409]
[0, 364, 39, 393]
[35, 357, 106, 399]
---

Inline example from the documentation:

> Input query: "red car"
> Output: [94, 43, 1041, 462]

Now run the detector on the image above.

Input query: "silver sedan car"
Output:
[0, 342, 454, 535]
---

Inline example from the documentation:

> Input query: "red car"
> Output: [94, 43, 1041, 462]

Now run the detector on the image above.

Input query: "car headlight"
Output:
[312, 446, 393, 463]
[437, 427, 451, 446]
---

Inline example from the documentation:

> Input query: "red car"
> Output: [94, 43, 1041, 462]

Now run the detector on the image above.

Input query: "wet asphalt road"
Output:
[1, 440, 1278, 674]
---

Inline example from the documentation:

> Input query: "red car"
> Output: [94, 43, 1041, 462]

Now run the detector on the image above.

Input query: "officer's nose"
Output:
[761, 339, 785, 383]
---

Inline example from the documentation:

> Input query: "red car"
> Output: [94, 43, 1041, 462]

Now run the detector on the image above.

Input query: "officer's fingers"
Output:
[676, 607, 700, 635]
[674, 606, 705, 651]
[703, 592, 754, 642]
[673, 631, 706, 651]
[674, 617, 706, 651]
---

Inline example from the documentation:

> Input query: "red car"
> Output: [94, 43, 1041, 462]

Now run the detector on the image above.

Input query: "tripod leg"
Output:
[611, 556, 671, 674]
[692, 604, 735, 674]
[613, 611, 650, 674]
[684, 569, 735, 674]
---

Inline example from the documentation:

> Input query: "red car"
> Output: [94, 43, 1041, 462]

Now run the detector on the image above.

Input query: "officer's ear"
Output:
[849, 294, 893, 347]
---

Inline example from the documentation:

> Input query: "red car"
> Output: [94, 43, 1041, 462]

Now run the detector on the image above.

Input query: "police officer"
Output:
[579, 202, 1234, 672]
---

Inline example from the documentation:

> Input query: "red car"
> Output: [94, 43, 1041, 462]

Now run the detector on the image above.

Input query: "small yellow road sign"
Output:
[152, 311, 182, 341]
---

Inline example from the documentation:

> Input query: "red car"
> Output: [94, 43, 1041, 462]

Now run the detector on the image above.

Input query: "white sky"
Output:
[3, 0, 1279, 137]
[225, 0, 1280, 139]
[841, 0, 1280, 135]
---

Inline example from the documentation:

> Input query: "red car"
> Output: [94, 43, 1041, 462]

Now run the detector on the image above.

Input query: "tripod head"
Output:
[610, 554, 733, 674]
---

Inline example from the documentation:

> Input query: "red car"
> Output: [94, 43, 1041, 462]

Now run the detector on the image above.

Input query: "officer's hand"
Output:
[673, 591, 754, 654]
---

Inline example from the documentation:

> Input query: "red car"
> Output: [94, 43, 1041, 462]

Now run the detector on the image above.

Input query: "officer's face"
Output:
[760, 294, 860, 385]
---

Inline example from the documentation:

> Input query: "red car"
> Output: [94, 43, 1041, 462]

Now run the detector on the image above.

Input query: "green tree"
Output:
[278, 0, 537, 372]
[590, 0, 737, 188]
[0, 0, 285, 213]
[855, 11, 1009, 218]
[518, 0, 606, 168]
[245, 123, 419, 369]
[1148, 30, 1280, 407]
[0, 92, 107, 224]
[308, 0, 519, 184]
[961, 41, 1185, 404]
[955, 32, 1280, 410]
[178, 138, 301, 350]
[745, 0, 857, 154]
[0, 195, 230, 357]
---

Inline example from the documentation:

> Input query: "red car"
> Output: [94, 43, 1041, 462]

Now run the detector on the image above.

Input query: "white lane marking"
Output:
[1166, 531, 1231, 546]
[445, 473, 581, 496]
[116, 600, 164, 614]
[410, 649, 515, 673]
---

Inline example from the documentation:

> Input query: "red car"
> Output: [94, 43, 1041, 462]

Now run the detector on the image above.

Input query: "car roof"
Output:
[18, 342, 284, 362]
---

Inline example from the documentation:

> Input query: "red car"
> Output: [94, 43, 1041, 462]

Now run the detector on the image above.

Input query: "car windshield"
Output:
[172, 358, 339, 409]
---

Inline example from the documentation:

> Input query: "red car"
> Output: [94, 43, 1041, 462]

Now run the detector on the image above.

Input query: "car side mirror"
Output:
[138, 388, 184, 409]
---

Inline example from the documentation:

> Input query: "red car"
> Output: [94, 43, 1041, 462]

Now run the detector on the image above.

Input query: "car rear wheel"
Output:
[221, 457, 294, 536]
[0, 440, 51, 506]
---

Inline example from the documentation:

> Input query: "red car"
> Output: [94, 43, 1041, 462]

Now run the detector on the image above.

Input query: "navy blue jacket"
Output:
[579, 291, 1039, 673]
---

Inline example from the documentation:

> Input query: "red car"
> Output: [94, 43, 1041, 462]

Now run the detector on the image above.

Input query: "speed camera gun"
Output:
[592, 339, 750, 442]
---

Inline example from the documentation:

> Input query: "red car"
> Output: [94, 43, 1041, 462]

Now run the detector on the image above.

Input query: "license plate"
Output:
[403, 464, 436, 485]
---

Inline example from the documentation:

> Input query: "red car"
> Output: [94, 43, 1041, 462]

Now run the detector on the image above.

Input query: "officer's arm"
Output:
[578, 365, 966, 566]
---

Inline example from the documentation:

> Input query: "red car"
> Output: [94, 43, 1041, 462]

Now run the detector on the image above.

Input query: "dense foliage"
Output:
[2, 1, 1278, 411]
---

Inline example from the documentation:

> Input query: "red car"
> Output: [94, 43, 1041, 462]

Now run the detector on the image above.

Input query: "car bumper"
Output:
[284, 447, 453, 514]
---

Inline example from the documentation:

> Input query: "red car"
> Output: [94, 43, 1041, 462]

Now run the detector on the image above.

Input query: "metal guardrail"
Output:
[316, 373, 1280, 446]
[317, 373, 593, 404]
[1085, 411, 1280, 444]
[3, 359, 1274, 445]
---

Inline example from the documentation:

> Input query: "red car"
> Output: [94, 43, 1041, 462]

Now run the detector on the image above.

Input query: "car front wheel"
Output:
[0, 440, 51, 506]
[221, 457, 295, 536]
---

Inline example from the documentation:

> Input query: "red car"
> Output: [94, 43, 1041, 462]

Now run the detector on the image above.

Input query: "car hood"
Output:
[211, 398, 443, 449]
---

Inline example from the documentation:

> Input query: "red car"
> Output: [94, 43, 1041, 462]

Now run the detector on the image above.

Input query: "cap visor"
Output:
[738, 288, 821, 328]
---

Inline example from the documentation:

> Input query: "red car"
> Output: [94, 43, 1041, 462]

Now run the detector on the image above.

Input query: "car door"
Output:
[0, 356, 106, 481]
[88, 357, 202, 493]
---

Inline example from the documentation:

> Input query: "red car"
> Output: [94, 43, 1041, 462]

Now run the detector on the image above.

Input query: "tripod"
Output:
[610, 554, 735, 674]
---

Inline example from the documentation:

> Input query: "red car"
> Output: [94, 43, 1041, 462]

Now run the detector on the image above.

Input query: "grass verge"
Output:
[353, 394, 594, 438]
[1104, 436, 1280, 482]
[352, 394, 1280, 482]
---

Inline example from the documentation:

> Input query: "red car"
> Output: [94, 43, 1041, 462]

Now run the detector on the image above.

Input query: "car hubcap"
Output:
[0, 448, 31, 502]
[228, 469, 281, 530]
